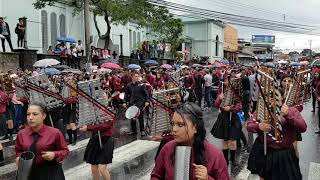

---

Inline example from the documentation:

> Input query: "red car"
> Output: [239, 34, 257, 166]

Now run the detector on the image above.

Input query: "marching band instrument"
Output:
[285, 69, 311, 107]
[74, 80, 115, 126]
[16, 151, 35, 180]
[220, 77, 242, 108]
[125, 106, 140, 120]
[174, 146, 191, 180]
[150, 88, 179, 136]
[75, 80, 116, 149]
[256, 67, 282, 155]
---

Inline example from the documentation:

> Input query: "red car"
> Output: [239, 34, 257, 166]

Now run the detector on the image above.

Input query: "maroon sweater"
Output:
[151, 140, 229, 180]
[87, 120, 114, 137]
[247, 107, 307, 150]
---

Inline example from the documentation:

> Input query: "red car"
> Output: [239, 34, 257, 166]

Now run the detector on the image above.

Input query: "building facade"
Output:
[0, 0, 147, 56]
[181, 17, 224, 63]
[223, 25, 238, 62]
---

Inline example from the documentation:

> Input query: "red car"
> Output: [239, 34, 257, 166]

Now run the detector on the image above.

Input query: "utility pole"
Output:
[84, 0, 92, 70]
[309, 40, 312, 62]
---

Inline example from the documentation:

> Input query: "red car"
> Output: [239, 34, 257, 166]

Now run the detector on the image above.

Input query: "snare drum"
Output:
[125, 106, 140, 119]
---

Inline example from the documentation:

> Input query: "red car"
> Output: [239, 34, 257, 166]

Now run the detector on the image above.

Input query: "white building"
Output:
[0, 0, 147, 56]
[181, 17, 224, 63]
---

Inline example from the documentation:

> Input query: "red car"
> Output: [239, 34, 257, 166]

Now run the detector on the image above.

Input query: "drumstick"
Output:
[48, 114, 54, 128]
[89, 82, 103, 149]
[284, 84, 293, 105]
[264, 132, 267, 155]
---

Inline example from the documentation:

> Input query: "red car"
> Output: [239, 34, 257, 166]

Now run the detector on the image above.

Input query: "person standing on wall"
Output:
[15, 18, 26, 48]
[0, 17, 14, 52]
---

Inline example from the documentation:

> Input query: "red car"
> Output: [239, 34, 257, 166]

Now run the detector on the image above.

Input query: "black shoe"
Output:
[315, 131, 320, 134]
[0, 150, 4, 163]
[128, 132, 137, 136]
[141, 131, 146, 136]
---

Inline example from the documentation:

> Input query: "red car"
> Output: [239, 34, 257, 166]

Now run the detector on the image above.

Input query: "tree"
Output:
[149, 6, 184, 58]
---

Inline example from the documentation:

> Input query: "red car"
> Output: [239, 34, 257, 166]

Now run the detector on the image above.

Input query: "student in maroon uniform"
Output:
[247, 98, 307, 179]
[80, 119, 114, 180]
[15, 102, 69, 180]
[151, 103, 229, 180]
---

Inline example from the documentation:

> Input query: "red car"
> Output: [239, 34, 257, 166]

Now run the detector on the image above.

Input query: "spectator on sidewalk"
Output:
[0, 17, 14, 52]
[0, 85, 8, 140]
[204, 69, 213, 108]
[11, 92, 23, 131]
[47, 46, 54, 55]
[76, 40, 84, 56]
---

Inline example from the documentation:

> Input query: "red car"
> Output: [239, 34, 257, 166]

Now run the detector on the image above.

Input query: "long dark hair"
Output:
[173, 102, 207, 166]
[28, 102, 51, 126]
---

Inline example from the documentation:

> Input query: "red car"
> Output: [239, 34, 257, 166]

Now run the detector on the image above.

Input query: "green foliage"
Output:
[148, 6, 184, 57]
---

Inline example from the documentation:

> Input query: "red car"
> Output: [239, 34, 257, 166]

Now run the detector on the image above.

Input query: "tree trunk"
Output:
[93, 13, 101, 38]
[104, 12, 111, 49]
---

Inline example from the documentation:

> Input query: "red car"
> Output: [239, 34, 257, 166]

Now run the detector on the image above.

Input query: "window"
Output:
[129, 30, 132, 51]
[41, 10, 48, 52]
[133, 31, 136, 49]
[50, 12, 57, 45]
[137, 32, 141, 44]
[59, 14, 66, 37]
[216, 35, 219, 56]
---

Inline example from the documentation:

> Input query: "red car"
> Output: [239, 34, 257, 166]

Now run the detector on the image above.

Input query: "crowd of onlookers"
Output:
[47, 40, 84, 69]
[130, 40, 166, 60]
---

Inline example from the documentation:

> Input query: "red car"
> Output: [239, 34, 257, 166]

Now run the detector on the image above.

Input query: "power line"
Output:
[203, 0, 320, 24]
[150, 0, 320, 36]
[151, 0, 318, 29]
[200, 0, 283, 19]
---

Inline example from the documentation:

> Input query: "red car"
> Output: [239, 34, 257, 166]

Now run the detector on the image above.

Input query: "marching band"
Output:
[0, 61, 315, 180]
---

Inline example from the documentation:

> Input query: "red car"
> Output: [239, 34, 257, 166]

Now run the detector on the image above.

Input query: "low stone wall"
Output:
[0, 52, 20, 73]
[0, 51, 88, 73]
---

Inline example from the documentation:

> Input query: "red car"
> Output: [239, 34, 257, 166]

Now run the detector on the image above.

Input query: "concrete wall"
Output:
[208, 21, 224, 59]
[0, 53, 19, 73]
[224, 25, 238, 52]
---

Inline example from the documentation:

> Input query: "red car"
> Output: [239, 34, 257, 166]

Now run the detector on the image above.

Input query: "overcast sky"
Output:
[169, 0, 320, 52]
